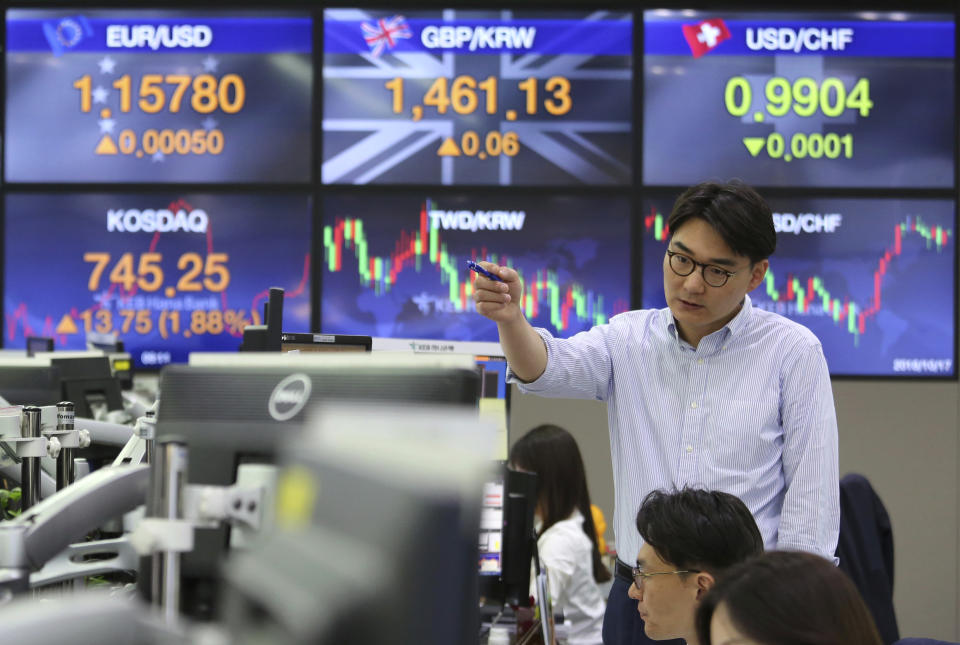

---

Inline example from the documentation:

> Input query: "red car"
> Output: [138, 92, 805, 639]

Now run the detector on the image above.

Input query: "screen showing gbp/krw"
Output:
[323, 8, 632, 186]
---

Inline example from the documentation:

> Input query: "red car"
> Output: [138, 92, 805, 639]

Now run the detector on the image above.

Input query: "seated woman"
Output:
[509, 424, 610, 645]
[695, 550, 882, 645]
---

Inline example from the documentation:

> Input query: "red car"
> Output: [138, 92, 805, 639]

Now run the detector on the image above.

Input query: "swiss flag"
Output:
[682, 18, 731, 58]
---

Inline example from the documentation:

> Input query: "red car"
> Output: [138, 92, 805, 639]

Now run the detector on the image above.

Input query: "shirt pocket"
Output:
[704, 391, 780, 472]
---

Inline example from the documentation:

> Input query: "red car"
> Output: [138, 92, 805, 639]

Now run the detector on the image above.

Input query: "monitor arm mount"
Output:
[0, 464, 150, 595]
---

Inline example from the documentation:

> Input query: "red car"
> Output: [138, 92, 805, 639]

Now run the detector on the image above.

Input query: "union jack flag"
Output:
[361, 15, 412, 58]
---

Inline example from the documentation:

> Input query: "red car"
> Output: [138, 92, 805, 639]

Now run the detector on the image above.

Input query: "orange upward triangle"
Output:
[95, 135, 118, 155]
[436, 137, 461, 156]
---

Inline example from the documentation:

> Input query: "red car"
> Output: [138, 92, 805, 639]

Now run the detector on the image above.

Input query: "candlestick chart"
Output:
[321, 193, 631, 341]
[641, 196, 955, 376]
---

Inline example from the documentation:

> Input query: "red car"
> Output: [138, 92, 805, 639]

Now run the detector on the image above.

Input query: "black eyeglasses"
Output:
[666, 250, 739, 287]
[631, 565, 701, 589]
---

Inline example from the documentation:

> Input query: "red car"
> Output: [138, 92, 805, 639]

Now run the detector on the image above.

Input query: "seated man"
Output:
[625, 488, 764, 645]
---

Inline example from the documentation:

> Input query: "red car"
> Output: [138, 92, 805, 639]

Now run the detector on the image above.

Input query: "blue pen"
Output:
[467, 260, 505, 282]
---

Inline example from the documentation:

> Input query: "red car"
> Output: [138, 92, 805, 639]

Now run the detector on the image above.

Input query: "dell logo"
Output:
[268, 373, 312, 421]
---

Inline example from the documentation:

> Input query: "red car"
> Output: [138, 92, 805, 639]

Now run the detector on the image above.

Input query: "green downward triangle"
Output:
[742, 137, 765, 157]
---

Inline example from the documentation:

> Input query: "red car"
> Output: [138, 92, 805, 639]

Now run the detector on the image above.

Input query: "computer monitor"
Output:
[85, 334, 133, 390]
[370, 341, 509, 457]
[149, 352, 482, 619]
[0, 354, 124, 419]
[216, 402, 492, 645]
[475, 355, 508, 403]
[479, 463, 506, 580]
[280, 332, 372, 353]
[479, 463, 538, 608]
[475, 354, 510, 453]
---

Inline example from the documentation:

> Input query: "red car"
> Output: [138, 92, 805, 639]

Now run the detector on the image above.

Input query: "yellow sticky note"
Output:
[275, 465, 318, 529]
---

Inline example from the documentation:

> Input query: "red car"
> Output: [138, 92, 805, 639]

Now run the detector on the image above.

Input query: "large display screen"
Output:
[5, 10, 312, 183]
[321, 192, 631, 340]
[643, 11, 955, 188]
[641, 193, 955, 377]
[4, 193, 311, 368]
[323, 9, 632, 186]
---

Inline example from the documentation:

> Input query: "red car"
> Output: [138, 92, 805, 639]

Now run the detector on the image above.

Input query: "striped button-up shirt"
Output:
[511, 294, 839, 564]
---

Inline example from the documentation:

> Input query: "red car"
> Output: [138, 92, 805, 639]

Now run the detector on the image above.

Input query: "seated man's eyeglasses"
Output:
[632, 565, 701, 589]
[666, 250, 739, 287]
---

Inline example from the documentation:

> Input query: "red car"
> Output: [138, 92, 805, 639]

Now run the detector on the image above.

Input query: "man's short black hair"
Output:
[635, 487, 764, 576]
[667, 180, 776, 263]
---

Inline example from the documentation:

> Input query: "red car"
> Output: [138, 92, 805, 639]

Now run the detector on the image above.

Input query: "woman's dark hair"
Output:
[508, 424, 611, 583]
[667, 179, 776, 263]
[635, 488, 764, 576]
[695, 550, 883, 645]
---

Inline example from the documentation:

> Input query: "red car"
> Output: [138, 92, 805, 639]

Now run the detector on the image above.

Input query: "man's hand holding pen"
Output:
[471, 261, 525, 325]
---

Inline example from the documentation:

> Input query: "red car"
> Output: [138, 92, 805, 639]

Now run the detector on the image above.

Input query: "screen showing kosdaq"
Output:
[643, 11, 955, 188]
[321, 193, 631, 341]
[4, 193, 311, 368]
[323, 9, 632, 186]
[5, 10, 312, 183]
[640, 194, 955, 377]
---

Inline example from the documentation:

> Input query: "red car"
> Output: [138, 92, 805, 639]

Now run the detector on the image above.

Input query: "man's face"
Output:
[626, 543, 703, 641]
[662, 218, 768, 346]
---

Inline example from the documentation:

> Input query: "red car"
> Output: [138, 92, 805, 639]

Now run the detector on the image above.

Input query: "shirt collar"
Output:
[662, 307, 681, 342]
[725, 293, 753, 338]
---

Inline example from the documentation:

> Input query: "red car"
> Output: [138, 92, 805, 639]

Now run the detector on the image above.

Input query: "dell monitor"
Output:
[149, 352, 482, 619]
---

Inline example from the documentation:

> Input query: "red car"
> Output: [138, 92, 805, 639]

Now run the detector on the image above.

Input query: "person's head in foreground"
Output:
[695, 550, 883, 645]
[664, 179, 776, 346]
[628, 488, 764, 644]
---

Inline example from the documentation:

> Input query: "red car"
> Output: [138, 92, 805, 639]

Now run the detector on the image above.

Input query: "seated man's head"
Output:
[628, 488, 764, 644]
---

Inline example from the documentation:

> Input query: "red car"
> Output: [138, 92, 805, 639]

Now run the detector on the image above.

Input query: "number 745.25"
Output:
[83, 252, 230, 293]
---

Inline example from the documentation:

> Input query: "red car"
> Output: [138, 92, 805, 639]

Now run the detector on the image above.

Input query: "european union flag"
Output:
[42, 15, 93, 57]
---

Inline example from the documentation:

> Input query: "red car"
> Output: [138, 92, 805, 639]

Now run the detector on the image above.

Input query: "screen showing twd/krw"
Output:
[321, 192, 631, 341]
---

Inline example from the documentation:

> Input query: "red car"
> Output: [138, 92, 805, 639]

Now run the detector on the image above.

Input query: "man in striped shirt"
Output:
[473, 180, 839, 645]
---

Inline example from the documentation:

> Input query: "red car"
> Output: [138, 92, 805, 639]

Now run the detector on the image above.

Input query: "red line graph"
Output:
[251, 254, 311, 319]
[645, 207, 952, 343]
